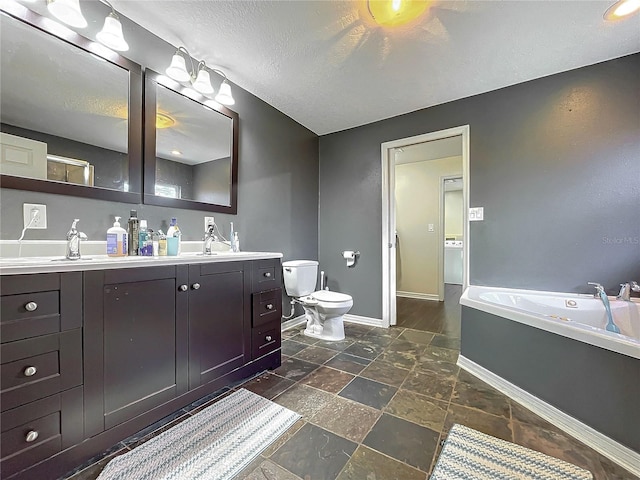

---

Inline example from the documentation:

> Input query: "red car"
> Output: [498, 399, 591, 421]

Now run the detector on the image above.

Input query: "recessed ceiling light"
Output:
[604, 0, 640, 20]
[171, 150, 182, 156]
[367, 0, 429, 27]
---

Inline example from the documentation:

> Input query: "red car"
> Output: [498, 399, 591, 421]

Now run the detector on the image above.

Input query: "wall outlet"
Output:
[428, 223, 435, 232]
[204, 216, 215, 232]
[23, 203, 47, 229]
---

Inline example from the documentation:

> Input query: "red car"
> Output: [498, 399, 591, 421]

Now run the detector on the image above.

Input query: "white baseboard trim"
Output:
[343, 314, 384, 328]
[457, 355, 640, 477]
[280, 315, 306, 332]
[397, 291, 440, 301]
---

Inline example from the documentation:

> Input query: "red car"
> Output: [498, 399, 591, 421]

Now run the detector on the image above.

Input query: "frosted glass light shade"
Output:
[193, 68, 214, 94]
[166, 53, 191, 83]
[47, 0, 87, 28]
[215, 80, 235, 105]
[96, 13, 129, 51]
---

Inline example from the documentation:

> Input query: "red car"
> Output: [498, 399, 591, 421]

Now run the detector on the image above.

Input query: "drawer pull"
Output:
[192, 283, 201, 290]
[25, 430, 39, 443]
[265, 335, 272, 342]
[25, 301, 38, 312]
[179, 284, 188, 292]
[263, 272, 272, 278]
[266, 303, 274, 311]
[24, 366, 37, 377]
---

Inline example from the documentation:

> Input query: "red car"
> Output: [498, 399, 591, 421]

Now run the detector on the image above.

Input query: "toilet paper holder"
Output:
[341, 250, 360, 268]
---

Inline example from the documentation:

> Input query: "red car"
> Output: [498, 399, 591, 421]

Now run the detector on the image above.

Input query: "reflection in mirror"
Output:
[155, 84, 232, 205]
[144, 70, 238, 214]
[0, 10, 135, 193]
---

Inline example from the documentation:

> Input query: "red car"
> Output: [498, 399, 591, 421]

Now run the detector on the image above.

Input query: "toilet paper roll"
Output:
[343, 250, 356, 267]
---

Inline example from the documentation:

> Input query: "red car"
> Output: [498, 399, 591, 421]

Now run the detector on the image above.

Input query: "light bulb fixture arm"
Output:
[176, 46, 197, 80]
[99, 0, 119, 18]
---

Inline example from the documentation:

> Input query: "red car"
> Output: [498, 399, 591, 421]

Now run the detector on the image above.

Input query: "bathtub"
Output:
[460, 285, 640, 359]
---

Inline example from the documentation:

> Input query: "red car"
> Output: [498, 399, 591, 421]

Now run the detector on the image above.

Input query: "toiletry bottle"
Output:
[138, 220, 154, 256]
[233, 232, 240, 252]
[230, 222, 236, 251]
[152, 230, 159, 257]
[127, 209, 139, 256]
[167, 217, 181, 254]
[158, 230, 167, 256]
[106, 216, 128, 257]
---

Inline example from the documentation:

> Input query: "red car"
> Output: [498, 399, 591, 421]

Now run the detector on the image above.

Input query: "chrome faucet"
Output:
[203, 223, 216, 255]
[66, 219, 87, 260]
[617, 281, 640, 301]
[588, 282, 621, 333]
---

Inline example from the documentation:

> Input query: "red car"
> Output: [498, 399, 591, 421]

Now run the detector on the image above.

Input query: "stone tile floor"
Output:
[65, 323, 637, 480]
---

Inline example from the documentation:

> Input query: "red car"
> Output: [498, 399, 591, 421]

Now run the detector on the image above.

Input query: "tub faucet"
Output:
[588, 282, 621, 334]
[617, 281, 640, 301]
[66, 219, 87, 260]
[203, 223, 216, 255]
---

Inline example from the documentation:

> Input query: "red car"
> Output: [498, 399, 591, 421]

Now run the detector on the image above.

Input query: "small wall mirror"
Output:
[144, 70, 238, 213]
[0, 7, 142, 202]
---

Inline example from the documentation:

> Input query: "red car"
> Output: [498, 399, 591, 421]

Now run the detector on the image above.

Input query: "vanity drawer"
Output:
[0, 387, 83, 479]
[252, 288, 282, 328]
[0, 272, 82, 344]
[251, 321, 281, 360]
[0, 291, 60, 343]
[251, 259, 282, 293]
[0, 330, 82, 412]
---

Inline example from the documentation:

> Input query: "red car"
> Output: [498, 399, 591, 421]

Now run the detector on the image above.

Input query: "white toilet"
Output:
[282, 260, 353, 341]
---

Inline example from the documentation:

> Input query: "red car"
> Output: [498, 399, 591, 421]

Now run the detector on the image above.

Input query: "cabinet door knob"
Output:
[192, 283, 201, 290]
[266, 303, 274, 311]
[265, 335, 272, 342]
[263, 272, 272, 278]
[179, 285, 188, 292]
[24, 366, 37, 377]
[25, 301, 38, 312]
[25, 430, 39, 443]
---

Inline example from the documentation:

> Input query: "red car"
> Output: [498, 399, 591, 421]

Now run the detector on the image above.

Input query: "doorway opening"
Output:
[381, 126, 469, 327]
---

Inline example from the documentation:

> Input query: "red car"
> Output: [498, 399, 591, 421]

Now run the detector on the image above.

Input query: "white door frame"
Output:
[381, 125, 470, 327]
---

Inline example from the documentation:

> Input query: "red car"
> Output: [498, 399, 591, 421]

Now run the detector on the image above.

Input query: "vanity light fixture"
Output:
[46, 0, 87, 28]
[604, 0, 640, 20]
[165, 46, 235, 105]
[96, 0, 129, 52]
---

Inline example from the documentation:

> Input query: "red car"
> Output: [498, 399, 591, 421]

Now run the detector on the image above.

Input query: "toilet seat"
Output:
[312, 290, 352, 303]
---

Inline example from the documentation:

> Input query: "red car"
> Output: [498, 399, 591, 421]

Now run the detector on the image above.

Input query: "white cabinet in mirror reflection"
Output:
[0, 132, 47, 180]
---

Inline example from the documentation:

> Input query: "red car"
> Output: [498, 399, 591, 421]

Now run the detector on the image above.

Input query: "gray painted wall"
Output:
[156, 156, 194, 201]
[0, 6, 319, 274]
[461, 306, 640, 452]
[194, 157, 231, 205]
[319, 53, 640, 319]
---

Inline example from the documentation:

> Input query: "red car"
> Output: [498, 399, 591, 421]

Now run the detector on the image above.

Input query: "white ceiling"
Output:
[109, 0, 640, 135]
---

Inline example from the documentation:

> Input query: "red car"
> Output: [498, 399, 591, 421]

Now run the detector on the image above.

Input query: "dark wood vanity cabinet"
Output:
[83, 265, 190, 436]
[0, 273, 83, 479]
[1, 257, 282, 480]
[188, 261, 251, 389]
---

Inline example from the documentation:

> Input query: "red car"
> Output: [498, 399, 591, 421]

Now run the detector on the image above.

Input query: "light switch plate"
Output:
[469, 207, 484, 221]
[428, 223, 435, 232]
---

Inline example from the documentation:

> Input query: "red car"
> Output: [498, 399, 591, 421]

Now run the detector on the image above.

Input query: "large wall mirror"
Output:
[0, 6, 142, 202]
[144, 70, 238, 214]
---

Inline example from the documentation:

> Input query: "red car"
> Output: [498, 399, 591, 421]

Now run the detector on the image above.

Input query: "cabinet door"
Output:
[84, 266, 189, 436]
[188, 262, 250, 389]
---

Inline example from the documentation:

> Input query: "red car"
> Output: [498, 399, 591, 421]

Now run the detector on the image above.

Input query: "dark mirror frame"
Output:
[143, 69, 239, 214]
[0, 6, 143, 203]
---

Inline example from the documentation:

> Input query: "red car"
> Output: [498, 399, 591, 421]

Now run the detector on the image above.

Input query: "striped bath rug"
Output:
[97, 388, 300, 480]
[431, 424, 593, 480]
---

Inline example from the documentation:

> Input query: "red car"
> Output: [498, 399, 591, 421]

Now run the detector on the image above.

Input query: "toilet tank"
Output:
[282, 260, 318, 297]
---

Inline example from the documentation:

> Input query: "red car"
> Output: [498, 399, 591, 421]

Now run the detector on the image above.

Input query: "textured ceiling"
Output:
[110, 0, 640, 135]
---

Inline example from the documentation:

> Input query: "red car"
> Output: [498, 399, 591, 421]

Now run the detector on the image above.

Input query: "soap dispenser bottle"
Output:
[107, 216, 128, 257]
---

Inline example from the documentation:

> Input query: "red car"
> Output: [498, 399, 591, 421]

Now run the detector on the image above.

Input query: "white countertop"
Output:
[0, 251, 283, 275]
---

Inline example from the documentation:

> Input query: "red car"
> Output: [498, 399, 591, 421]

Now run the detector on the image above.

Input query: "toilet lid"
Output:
[313, 290, 352, 302]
